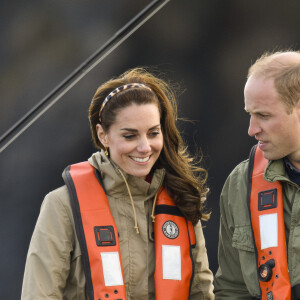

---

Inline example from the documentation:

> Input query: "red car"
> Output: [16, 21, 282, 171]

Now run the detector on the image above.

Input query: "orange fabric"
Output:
[68, 162, 126, 300]
[67, 162, 195, 300]
[250, 146, 291, 299]
[154, 189, 195, 300]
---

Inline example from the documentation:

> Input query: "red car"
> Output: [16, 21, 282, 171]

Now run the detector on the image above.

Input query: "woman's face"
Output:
[97, 103, 163, 179]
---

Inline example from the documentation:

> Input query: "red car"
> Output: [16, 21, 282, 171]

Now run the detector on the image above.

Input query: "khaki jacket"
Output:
[214, 156, 300, 299]
[22, 151, 214, 299]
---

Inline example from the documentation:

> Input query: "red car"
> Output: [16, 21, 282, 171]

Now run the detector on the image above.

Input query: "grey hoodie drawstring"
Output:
[118, 169, 140, 234]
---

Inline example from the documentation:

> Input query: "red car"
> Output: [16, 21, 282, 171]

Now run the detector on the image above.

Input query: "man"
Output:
[214, 51, 300, 299]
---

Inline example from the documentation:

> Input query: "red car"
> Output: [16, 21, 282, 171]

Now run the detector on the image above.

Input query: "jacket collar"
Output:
[265, 158, 294, 184]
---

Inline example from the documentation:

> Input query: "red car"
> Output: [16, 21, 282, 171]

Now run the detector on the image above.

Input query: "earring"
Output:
[104, 147, 109, 157]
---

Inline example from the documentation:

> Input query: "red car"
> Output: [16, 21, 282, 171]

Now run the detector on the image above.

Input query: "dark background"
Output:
[1, 0, 300, 298]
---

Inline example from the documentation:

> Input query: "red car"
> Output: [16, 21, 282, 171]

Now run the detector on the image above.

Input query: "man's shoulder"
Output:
[220, 158, 250, 205]
[227, 158, 250, 182]
[220, 158, 252, 226]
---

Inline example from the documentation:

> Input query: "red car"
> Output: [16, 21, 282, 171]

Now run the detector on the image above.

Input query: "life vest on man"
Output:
[248, 144, 291, 300]
[63, 161, 196, 300]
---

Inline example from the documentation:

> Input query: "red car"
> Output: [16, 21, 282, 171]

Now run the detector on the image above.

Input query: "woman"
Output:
[21, 68, 214, 299]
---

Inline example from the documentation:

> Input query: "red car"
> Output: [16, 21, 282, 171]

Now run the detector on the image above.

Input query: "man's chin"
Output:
[262, 151, 284, 161]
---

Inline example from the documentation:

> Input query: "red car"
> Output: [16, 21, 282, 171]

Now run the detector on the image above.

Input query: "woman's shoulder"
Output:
[41, 185, 73, 218]
[45, 185, 70, 203]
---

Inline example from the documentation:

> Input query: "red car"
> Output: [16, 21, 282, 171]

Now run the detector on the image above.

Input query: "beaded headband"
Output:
[99, 83, 152, 122]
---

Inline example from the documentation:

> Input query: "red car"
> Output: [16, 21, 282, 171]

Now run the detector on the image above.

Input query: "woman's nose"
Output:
[137, 137, 151, 152]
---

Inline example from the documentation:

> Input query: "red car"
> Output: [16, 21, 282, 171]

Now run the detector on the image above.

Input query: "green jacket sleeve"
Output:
[214, 161, 260, 299]
[21, 187, 74, 300]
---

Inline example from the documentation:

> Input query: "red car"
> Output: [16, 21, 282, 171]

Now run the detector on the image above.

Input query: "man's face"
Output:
[244, 75, 300, 168]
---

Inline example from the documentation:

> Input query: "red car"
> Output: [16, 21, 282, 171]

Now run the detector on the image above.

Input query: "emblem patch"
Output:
[162, 221, 179, 239]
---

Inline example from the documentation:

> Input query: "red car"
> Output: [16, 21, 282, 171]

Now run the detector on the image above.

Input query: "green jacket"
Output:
[214, 155, 300, 299]
[21, 151, 214, 299]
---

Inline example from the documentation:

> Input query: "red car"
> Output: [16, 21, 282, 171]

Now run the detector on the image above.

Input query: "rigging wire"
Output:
[0, 0, 171, 153]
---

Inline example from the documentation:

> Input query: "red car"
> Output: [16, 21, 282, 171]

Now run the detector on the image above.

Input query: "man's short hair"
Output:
[248, 50, 300, 113]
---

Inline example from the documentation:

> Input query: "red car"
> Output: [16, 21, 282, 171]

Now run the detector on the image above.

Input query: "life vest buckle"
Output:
[94, 226, 116, 246]
[258, 259, 275, 282]
[258, 189, 277, 211]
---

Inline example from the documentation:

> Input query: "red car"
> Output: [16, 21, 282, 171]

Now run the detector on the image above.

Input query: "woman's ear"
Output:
[96, 124, 109, 147]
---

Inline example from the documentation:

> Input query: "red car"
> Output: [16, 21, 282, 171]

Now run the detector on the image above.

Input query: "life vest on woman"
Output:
[63, 161, 196, 300]
[248, 144, 291, 300]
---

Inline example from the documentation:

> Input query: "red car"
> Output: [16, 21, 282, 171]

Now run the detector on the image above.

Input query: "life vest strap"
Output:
[63, 162, 126, 300]
[154, 189, 195, 300]
[63, 162, 196, 300]
[63, 165, 95, 300]
[248, 144, 291, 300]
[155, 204, 184, 217]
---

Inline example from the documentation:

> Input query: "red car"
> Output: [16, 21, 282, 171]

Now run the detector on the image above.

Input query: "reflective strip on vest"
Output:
[248, 144, 291, 300]
[63, 162, 195, 300]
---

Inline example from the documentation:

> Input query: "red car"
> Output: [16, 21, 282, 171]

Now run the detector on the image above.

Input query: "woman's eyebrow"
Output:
[150, 124, 161, 130]
[120, 124, 161, 132]
[120, 128, 138, 132]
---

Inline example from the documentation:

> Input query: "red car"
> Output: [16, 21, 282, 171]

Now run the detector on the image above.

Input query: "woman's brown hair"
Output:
[89, 67, 210, 224]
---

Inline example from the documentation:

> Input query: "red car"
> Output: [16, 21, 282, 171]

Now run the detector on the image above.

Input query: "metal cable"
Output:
[0, 0, 171, 153]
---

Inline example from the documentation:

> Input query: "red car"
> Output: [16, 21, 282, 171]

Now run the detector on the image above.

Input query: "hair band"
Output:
[99, 83, 152, 122]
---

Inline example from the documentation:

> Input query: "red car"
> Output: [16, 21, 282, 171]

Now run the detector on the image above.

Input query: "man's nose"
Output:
[248, 116, 261, 137]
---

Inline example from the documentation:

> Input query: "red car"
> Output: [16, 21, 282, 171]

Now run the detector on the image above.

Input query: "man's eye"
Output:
[258, 113, 269, 119]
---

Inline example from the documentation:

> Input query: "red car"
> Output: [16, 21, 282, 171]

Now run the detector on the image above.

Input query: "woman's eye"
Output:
[149, 131, 160, 137]
[123, 134, 135, 139]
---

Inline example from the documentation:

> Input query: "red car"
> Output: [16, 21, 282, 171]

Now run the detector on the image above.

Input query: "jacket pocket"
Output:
[231, 225, 260, 297]
[232, 225, 255, 252]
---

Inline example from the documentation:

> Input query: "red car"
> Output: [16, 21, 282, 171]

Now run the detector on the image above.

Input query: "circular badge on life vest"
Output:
[162, 221, 179, 239]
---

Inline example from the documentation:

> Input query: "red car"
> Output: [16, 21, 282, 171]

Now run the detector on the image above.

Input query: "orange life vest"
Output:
[248, 144, 291, 300]
[63, 161, 196, 300]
